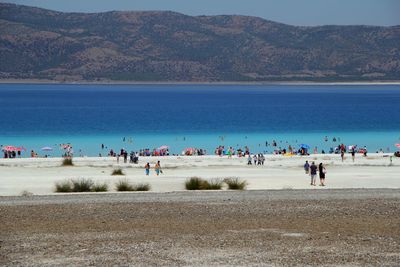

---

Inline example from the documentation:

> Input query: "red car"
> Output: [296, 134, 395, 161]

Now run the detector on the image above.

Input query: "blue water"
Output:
[0, 84, 399, 156]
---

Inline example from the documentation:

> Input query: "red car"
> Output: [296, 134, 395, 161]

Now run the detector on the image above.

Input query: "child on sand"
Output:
[304, 160, 310, 174]
[247, 155, 252, 165]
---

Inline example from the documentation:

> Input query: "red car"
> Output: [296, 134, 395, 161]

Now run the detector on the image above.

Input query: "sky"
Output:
[3, 0, 400, 26]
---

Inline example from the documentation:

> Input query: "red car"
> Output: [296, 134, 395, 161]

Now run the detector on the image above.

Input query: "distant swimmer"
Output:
[324, 136, 328, 142]
[333, 137, 337, 142]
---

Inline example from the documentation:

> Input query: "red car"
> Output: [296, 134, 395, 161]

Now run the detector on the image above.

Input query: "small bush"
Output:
[62, 157, 74, 166]
[92, 183, 109, 192]
[185, 177, 223, 190]
[71, 178, 94, 192]
[115, 179, 135, 191]
[55, 179, 108, 193]
[204, 179, 223, 190]
[185, 177, 206, 190]
[111, 168, 125, 175]
[115, 180, 150, 191]
[134, 183, 151, 191]
[55, 180, 73, 192]
[224, 178, 247, 190]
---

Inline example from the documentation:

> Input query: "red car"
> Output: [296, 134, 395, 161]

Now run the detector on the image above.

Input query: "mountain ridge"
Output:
[1, 3, 399, 82]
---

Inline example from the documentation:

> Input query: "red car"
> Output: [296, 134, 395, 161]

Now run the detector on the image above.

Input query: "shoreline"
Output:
[1, 79, 400, 86]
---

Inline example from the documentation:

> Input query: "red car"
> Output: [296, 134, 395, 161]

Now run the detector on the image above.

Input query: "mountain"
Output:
[0, 3, 399, 82]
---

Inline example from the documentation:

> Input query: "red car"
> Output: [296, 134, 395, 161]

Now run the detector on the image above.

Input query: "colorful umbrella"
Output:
[41, 147, 53, 151]
[299, 144, 310, 149]
[158, 145, 169, 150]
[395, 143, 400, 148]
[2, 146, 25, 151]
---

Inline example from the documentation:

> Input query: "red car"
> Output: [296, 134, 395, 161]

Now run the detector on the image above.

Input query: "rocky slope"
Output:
[0, 3, 399, 82]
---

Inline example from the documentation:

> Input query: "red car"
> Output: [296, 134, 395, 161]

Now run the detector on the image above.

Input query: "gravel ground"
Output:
[1, 189, 400, 266]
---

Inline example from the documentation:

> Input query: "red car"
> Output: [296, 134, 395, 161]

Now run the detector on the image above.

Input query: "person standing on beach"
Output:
[253, 155, 257, 165]
[155, 161, 162, 176]
[318, 163, 326, 186]
[145, 163, 150, 176]
[304, 161, 310, 174]
[123, 151, 128, 163]
[341, 150, 345, 162]
[310, 162, 318, 186]
[351, 149, 355, 162]
[247, 154, 252, 165]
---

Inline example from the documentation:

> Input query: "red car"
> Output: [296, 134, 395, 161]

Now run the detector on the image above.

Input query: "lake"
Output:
[0, 84, 399, 155]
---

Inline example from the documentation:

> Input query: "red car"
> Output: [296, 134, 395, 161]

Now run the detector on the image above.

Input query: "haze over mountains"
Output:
[0, 3, 399, 82]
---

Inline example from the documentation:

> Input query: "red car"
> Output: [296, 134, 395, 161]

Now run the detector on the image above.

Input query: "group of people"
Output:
[182, 148, 206, 156]
[304, 161, 326, 186]
[112, 149, 140, 164]
[144, 161, 162, 176]
[2, 150, 20, 158]
[247, 154, 265, 165]
[215, 146, 251, 157]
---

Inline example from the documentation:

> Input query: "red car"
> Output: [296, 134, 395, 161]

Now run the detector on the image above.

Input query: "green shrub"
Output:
[55, 179, 108, 193]
[185, 177, 206, 190]
[71, 178, 94, 192]
[115, 180, 150, 191]
[205, 179, 223, 190]
[111, 168, 125, 175]
[92, 183, 109, 192]
[224, 178, 247, 190]
[55, 180, 72, 192]
[185, 177, 223, 190]
[134, 183, 151, 191]
[115, 179, 135, 191]
[62, 158, 74, 166]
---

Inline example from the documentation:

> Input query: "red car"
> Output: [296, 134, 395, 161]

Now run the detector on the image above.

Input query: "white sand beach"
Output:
[1, 153, 399, 196]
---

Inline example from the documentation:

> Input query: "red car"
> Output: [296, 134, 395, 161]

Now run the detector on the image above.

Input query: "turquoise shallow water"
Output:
[1, 131, 399, 157]
[0, 84, 399, 156]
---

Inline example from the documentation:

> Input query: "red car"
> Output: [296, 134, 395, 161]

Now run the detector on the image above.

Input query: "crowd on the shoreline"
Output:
[2, 134, 400, 159]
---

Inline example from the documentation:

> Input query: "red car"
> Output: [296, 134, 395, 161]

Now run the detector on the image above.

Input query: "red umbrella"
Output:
[2, 145, 19, 151]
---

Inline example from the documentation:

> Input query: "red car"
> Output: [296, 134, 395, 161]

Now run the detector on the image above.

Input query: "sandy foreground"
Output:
[1, 154, 400, 266]
[0, 154, 399, 196]
[1, 189, 400, 266]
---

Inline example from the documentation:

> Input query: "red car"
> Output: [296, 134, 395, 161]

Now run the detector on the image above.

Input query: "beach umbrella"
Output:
[395, 143, 400, 148]
[299, 144, 310, 149]
[2, 145, 19, 151]
[41, 146, 53, 151]
[158, 145, 169, 150]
